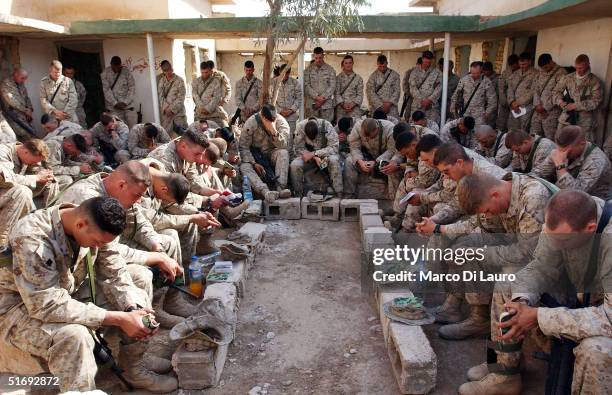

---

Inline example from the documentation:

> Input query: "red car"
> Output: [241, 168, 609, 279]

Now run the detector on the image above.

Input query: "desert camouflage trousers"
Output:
[240, 148, 289, 196]
[290, 154, 343, 195]
[531, 108, 562, 140]
[0, 264, 152, 392]
[343, 155, 400, 199]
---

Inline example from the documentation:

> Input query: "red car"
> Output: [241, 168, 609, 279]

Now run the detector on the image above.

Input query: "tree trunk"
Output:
[260, 0, 282, 106]
[271, 37, 306, 106]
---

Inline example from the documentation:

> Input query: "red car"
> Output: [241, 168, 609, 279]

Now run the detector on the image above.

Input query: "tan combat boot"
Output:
[143, 355, 173, 374]
[458, 371, 522, 395]
[466, 362, 488, 381]
[221, 200, 250, 224]
[196, 232, 218, 255]
[163, 287, 198, 318]
[118, 342, 178, 393]
[152, 288, 185, 329]
[264, 190, 279, 203]
[438, 304, 490, 340]
[433, 293, 465, 324]
[277, 187, 291, 198]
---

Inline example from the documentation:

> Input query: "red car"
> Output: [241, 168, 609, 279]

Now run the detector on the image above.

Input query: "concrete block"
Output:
[340, 199, 378, 221]
[236, 222, 267, 245]
[363, 227, 394, 252]
[360, 213, 384, 233]
[388, 322, 437, 394]
[264, 197, 301, 220]
[360, 202, 379, 216]
[300, 197, 321, 220]
[206, 261, 246, 299]
[320, 198, 340, 221]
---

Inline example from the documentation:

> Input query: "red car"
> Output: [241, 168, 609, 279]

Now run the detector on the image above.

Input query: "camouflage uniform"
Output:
[345, 119, 402, 199]
[213, 69, 232, 106]
[366, 68, 401, 119]
[138, 157, 200, 265]
[485, 73, 499, 127]
[42, 120, 83, 141]
[475, 131, 512, 169]
[39, 75, 78, 123]
[409, 66, 442, 124]
[442, 72, 460, 121]
[128, 122, 171, 159]
[100, 66, 137, 128]
[58, 172, 181, 264]
[401, 66, 417, 121]
[290, 118, 342, 195]
[604, 133, 612, 164]
[158, 73, 187, 132]
[451, 75, 497, 126]
[74, 79, 87, 128]
[0, 142, 59, 247]
[394, 160, 440, 231]
[187, 119, 220, 132]
[235, 76, 263, 123]
[440, 118, 477, 150]
[496, 68, 517, 131]
[531, 65, 567, 139]
[0, 110, 16, 143]
[45, 138, 85, 187]
[510, 136, 555, 174]
[552, 71, 603, 143]
[192, 76, 229, 127]
[303, 63, 336, 122]
[489, 196, 611, 394]
[90, 117, 130, 163]
[0, 77, 34, 140]
[507, 67, 537, 132]
[534, 142, 612, 200]
[335, 71, 364, 119]
[274, 76, 302, 137]
[0, 204, 151, 392]
[238, 113, 290, 195]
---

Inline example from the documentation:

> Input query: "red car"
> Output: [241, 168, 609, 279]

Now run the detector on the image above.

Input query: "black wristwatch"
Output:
[434, 224, 441, 234]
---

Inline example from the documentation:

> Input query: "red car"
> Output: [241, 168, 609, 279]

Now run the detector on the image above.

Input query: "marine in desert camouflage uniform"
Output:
[100, 56, 137, 128]
[409, 51, 442, 125]
[531, 54, 567, 140]
[303, 47, 336, 122]
[366, 55, 401, 119]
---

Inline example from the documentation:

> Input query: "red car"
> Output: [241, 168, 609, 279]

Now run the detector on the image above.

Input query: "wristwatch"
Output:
[433, 224, 441, 234]
[555, 163, 568, 171]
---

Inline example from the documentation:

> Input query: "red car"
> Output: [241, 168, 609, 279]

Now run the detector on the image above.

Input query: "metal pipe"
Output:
[441, 32, 451, 127]
[146, 33, 161, 124]
[298, 46, 305, 122]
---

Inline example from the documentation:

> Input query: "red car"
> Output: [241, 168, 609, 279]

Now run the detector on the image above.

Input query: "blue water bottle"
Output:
[243, 175, 253, 202]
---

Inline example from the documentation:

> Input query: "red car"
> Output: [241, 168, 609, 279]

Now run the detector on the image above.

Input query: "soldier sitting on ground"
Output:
[335, 117, 354, 159]
[535, 125, 611, 200]
[239, 104, 291, 202]
[505, 129, 555, 174]
[290, 117, 342, 197]
[0, 196, 178, 393]
[90, 112, 130, 165]
[458, 189, 611, 395]
[41, 112, 83, 141]
[440, 116, 477, 149]
[410, 110, 440, 134]
[128, 122, 171, 159]
[45, 133, 94, 187]
[473, 125, 512, 169]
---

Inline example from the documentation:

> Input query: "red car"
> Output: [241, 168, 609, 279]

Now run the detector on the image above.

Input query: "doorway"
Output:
[57, 41, 105, 127]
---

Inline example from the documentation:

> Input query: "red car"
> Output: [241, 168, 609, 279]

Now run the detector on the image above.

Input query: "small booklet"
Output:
[399, 192, 417, 208]
[512, 106, 527, 118]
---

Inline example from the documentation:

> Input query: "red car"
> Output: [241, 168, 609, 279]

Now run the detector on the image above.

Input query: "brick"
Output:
[300, 198, 321, 220]
[340, 199, 378, 221]
[236, 222, 267, 244]
[388, 322, 437, 394]
[360, 213, 384, 233]
[359, 202, 379, 215]
[363, 227, 394, 252]
[320, 198, 340, 221]
[205, 260, 246, 299]
[264, 197, 301, 220]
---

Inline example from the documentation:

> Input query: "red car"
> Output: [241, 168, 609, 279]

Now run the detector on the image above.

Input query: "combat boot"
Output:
[433, 293, 465, 324]
[466, 362, 488, 381]
[164, 287, 198, 318]
[196, 233, 218, 255]
[458, 371, 522, 395]
[118, 342, 178, 393]
[152, 288, 185, 329]
[221, 200, 250, 226]
[264, 190, 279, 203]
[383, 215, 402, 231]
[277, 187, 291, 198]
[143, 355, 173, 374]
[438, 304, 490, 340]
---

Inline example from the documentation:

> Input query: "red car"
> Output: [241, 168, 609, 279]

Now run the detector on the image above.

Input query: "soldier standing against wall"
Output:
[157, 61, 187, 133]
[335, 55, 364, 120]
[100, 56, 137, 128]
[304, 47, 336, 122]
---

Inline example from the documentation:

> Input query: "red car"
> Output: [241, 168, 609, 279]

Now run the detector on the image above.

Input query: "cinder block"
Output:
[360, 202, 379, 215]
[206, 260, 246, 299]
[264, 197, 301, 220]
[360, 213, 384, 233]
[387, 322, 437, 394]
[340, 199, 378, 221]
[300, 198, 321, 220]
[320, 198, 340, 221]
[236, 222, 267, 244]
[363, 227, 394, 252]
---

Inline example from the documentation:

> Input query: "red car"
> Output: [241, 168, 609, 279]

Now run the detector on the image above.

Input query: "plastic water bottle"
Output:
[188, 256, 203, 297]
[243, 175, 253, 203]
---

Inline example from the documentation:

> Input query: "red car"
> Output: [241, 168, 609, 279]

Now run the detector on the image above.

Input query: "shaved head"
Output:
[113, 160, 151, 187]
[361, 118, 380, 137]
[546, 189, 596, 231]
[474, 125, 496, 138]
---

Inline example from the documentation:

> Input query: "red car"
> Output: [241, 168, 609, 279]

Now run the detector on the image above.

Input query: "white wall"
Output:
[18, 38, 58, 133]
[536, 18, 612, 144]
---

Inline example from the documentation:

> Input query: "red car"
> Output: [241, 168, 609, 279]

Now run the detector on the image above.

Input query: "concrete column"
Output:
[146, 33, 161, 124]
[429, 38, 435, 52]
[441, 32, 451, 127]
[501, 37, 511, 72]
[298, 46, 305, 122]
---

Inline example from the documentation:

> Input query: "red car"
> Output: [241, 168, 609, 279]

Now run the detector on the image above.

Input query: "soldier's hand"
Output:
[416, 216, 436, 234]
[53, 110, 68, 120]
[119, 309, 156, 339]
[338, 133, 347, 142]
[566, 103, 577, 111]
[499, 302, 539, 341]
[150, 252, 182, 283]
[190, 212, 221, 229]
[313, 156, 322, 168]
[80, 163, 93, 174]
[114, 102, 128, 110]
[357, 160, 372, 173]
[228, 154, 240, 164]
[380, 161, 399, 175]
[253, 163, 265, 176]
[535, 104, 546, 114]
[211, 196, 228, 210]
[408, 193, 422, 206]
[302, 151, 315, 162]
[550, 149, 568, 167]
[36, 170, 55, 184]
[421, 98, 431, 109]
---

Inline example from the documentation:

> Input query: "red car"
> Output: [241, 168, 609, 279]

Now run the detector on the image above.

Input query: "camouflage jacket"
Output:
[90, 117, 129, 151]
[335, 72, 364, 108]
[39, 75, 78, 115]
[0, 204, 145, 321]
[192, 76, 228, 121]
[348, 119, 401, 163]
[366, 68, 401, 110]
[128, 123, 171, 159]
[148, 139, 207, 195]
[100, 66, 136, 109]
[475, 131, 513, 169]
[507, 67, 537, 109]
[158, 73, 186, 117]
[451, 75, 497, 117]
[512, 196, 611, 342]
[535, 142, 612, 200]
[533, 64, 567, 111]
[235, 76, 263, 112]
[440, 118, 477, 150]
[45, 139, 82, 177]
[409, 66, 442, 109]
[238, 113, 289, 163]
[0, 78, 32, 113]
[42, 120, 83, 141]
[74, 80, 86, 109]
[512, 136, 556, 174]
[213, 70, 232, 105]
[497, 68, 517, 108]
[274, 76, 302, 121]
[303, 63, 336, 110]
[293, 119, 339, 158]
[552, 72, 603, 116]
[0, 142, 38, 190]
